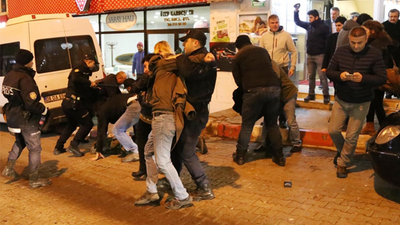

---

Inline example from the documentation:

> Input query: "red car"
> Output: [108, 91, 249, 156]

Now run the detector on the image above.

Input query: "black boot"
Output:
[232, 152, 245, 165]
[304, 95, 315, 103]
[2, 159, 17, 178]
[272, 148, 286, 166]
[191, 183, 215, 202]
[323, 95, 330, 105]
[29, 170, 51, 188]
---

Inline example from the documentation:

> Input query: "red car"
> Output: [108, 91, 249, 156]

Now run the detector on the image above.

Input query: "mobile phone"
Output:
[346, 73, 354, 79]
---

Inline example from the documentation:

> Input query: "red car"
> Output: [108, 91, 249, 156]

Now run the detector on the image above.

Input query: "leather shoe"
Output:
[232, 153, 245, 165]
[303, 95, 315, 103]
[337, 166, 348, 178]
[272, 156, 286, 166]
[133, 174, 146, 181]
[323, 95, 330, 105]
[53, 148, 67, 155]
[132, 170, 146, 178]
[191, 184, 215, 202]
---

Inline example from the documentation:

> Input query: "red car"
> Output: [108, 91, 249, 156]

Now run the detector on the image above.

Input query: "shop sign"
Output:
[160, 9, 194, 27]
[106, 12, 137, 31]
[252, 0, 265, 7]
[75, 0, 92, 12]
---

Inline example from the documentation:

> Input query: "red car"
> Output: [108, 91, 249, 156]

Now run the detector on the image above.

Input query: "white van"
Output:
[0, 14, 104, 130]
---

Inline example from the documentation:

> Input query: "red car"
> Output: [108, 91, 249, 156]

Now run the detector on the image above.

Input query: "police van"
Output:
[0, 14, 104, 130]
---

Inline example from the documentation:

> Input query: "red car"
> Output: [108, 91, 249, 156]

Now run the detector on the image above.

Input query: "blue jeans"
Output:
[8, 121, 42, 173]
[283, 95, 302, 147]
[307, 54, 329, 96]
[237, 86, 282, 156]
[328, 96, 370, 167]
[145, 113, 188, 200]
[112, 101, 141, 153]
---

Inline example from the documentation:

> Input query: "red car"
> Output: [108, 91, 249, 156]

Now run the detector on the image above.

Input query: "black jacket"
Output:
[327, 45, 387, 103]
[66, 62, 97, 105]
[322, 32, 339, 69]
[294, 11, 330, 55]
[232, 44, 280, 91]
[382, 20, 400, 66]
[98, 74, 121, 99]
[176, 47, 217, 106]
[2, 64, 45, 128]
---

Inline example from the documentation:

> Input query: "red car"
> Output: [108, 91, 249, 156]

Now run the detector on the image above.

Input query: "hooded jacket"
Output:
[259, 26, 297, 70]
[336, 20, 359, 48]
[294, 11, 330, 55]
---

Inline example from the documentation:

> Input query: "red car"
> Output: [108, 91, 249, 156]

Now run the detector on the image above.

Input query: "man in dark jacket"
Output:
[54, 54, 98, 157]
[172, 29, 217, 202]
[232, 35, 284, 167]
[327, 27, 387, 179]
[383, 9, 400, 68]
[322, 16, 347, 72]
[2, 49, 51, 188]
[294, 5, 331, 104]
[324, 7, 340, 34]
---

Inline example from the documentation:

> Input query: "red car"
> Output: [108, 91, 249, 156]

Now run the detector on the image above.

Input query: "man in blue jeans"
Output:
[232, 35, 284, 167]
[327, 27, 386, 178]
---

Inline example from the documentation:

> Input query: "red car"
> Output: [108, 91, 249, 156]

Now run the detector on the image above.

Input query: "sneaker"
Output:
[53, 148, 67, 155]
[134, 191, 160, 206]
[303, 95, 315, 103]
[165, 196, 193, 210]
[29, 178, 52, 188]
[67, 145, 84, 157]
[121, 152, 139, 163]
[337, 166, 348, 178]
[290, 146, 302, 153]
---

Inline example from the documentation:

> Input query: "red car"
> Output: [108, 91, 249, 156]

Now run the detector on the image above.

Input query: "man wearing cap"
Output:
[232, 35, 285, 167]
[132, 42, 145, 80]
[54, 54, 99, 157]
[2, 49, 51, 188]
[172, 29, 217, 201]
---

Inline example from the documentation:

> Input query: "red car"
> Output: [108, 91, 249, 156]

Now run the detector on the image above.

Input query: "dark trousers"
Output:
[95, 114, 109, 153]
[8, 120, 42, 173]
[56, 99, 94, 149]
[237, 86, 282, 156]
[366, 89, 386, 126]
[172, 104, 209, 188]
[134, 119, 152, 173]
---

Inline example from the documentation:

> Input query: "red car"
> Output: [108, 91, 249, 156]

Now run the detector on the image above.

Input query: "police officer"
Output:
[2, 49, 51, 188]
[54, 54, 98, 157]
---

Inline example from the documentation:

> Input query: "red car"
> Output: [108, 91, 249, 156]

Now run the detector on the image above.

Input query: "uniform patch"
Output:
[29, 92, 37, 100]
[75, 69, 80, 72]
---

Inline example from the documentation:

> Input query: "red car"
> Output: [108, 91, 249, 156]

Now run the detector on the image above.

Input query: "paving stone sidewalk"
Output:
[1, 125, 400, 225]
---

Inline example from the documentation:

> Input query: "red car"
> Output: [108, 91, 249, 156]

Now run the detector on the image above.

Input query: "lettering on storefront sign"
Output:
[106, 12, 137, 31]
[160, 10, 194, 17]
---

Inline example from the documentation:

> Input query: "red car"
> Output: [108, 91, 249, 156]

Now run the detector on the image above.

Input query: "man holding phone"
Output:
[326, 27, 387, 179]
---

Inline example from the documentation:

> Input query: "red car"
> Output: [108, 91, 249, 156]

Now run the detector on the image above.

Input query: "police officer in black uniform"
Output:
[54, 54, 98, 157]
[2, 49, 51, 188]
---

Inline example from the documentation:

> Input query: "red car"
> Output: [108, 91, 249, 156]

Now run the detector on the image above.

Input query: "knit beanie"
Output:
[137, 42, 144, 47]
[235, 35, 252, 49]
[15, 49, 34, 65]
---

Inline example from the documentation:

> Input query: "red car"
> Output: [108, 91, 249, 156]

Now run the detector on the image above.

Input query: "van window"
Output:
[0, 42, 20, 77]
[34, 35, 99, 73]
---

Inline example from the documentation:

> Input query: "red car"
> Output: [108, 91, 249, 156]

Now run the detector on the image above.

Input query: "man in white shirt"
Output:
[260, 14, 297, 77]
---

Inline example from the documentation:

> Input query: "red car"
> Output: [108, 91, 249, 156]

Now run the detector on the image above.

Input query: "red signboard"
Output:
[8, 0, 207, 19]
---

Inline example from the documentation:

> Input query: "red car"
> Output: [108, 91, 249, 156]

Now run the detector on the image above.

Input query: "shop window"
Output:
[147, 6, 210, 30]
[0, 42, 19, 76]
[1, 0, 6, 13]
[34, 35, 98, 73]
